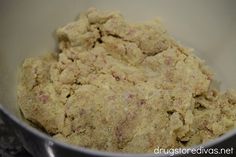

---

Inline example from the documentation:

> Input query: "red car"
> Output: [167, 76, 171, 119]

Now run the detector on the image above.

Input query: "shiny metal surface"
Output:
[0, 0, 236, 156]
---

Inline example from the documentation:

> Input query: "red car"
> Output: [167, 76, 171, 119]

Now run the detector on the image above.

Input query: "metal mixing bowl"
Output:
[1, 0, 236, 156]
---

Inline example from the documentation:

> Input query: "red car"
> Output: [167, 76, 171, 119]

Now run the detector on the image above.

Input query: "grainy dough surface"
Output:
[17, 8, 236, 153]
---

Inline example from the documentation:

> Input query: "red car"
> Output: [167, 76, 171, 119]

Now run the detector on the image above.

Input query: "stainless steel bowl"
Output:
[1, 0, 236, 156]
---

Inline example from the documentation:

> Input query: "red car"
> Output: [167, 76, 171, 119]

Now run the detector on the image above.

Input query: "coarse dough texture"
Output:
[17, 8, 236, 153]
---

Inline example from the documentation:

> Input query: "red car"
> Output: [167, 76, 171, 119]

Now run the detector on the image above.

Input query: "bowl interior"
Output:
[0, 0, 236, 119]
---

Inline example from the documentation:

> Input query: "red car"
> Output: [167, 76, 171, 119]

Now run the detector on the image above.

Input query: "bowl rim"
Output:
[0, 103, 236, 157]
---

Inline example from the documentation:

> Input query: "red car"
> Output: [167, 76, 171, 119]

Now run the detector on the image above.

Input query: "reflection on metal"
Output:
[46, 141, 55, 157]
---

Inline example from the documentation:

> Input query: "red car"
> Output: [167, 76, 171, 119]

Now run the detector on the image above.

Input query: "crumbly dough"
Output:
[17, 8, 236, 153]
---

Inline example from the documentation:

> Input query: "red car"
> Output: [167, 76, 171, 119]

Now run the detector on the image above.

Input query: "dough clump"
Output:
[18, 8, 236, 153]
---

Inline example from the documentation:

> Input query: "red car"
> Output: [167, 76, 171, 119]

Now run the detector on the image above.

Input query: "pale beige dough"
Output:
[17, 8, 236, 153]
